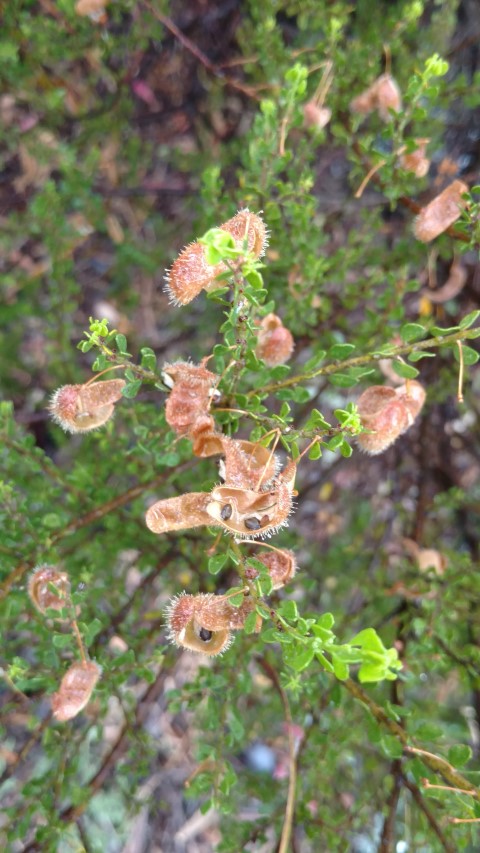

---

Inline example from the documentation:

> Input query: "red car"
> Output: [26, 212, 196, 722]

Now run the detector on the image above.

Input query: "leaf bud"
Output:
[49, 379, 125, 433]
[51, 661, 101, 722]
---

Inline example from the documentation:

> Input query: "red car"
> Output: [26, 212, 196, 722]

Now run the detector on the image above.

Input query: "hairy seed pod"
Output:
[207, 458, 296, 538]
[219, 437, 278, 490]
[28, 565, 70, 615]
[162, 361, 219, 437]
[190, 415, 224, 458]
[255, 313, 295, 367]
[303, 102, 331, 129]
[165, 592, 260, 655]
[164, 210, 267, 305]
[75, 0, 108, 19]
[356, 381, 426, 454]
[51, 661, 101, 722]
[399, 138, 430, 178]
[413, 180, 469, 242]
[49, 379, 125, 433]
[145, 492, 213, 534]
[251, 549, 297, 589]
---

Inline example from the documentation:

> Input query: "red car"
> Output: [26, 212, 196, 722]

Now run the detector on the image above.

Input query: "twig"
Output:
[378, 759, 402, 853]
[457, 341, 464, 403]
[400, 772, 456, 853]
[258, 658, 297, 853]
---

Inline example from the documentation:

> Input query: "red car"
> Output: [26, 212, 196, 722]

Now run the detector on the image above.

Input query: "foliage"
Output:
[1, 1, 480, 851]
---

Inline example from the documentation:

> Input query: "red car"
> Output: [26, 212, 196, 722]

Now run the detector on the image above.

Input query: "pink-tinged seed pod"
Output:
[350, 74, 401, 122]
[356, 381, 426, 454]
[249, 549, 297, 589]
[414, 180, 469, 242]
[49, 379, 125, 433]
[165, 592, 259, 656]
[28, 565, 70, 615]
[145, 492, 213, 534]
[303, 102, 332, 129]
[75, 0, 108, 21]
[51, 661, 101, 722]
[219, 437, 278, 490]
[162, 362, 219, 437]
[255, 313, 295, 367]
[399, 138, 430, 178]
[190, 415, 224, 458]
[164, 210, 267, 306]
[374, 74, 402, 121]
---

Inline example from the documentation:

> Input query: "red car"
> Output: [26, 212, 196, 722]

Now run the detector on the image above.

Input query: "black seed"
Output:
[199, 627, 213, 642]
[221, 504, 232, 520]
[245, 516, 261, 530]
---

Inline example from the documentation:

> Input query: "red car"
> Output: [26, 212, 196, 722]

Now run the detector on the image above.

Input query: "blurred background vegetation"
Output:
[1, 0, 480, 850]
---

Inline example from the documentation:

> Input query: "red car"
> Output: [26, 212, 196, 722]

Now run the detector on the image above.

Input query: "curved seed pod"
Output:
[162, 361, 219, 437]
[207, 459, 296, 538]
[249, 549, 297, 589]
[51, 661, 101, 722]
[145, 492, 213, 534]
[28, 565, 70, 615]
[414, 180, 469, 242]
[49, 379, 125, 433]
[220, 437, 278, 490]
[255, 314, 295, 367]
[164, 210, 267, 306]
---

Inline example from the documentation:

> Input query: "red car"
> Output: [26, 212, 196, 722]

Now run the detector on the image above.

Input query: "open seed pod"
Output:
[145, 492, 213, 534]
[162, 361, 219, 436]
[207, 459, 296, 538]
[255, 313, 295, 367]
[165, 592, 258, 656]
[413, 180, 469, 242]
[49, 378, 125, 433]
[190, 415, 224, 458]
[28, 565, 70, 615]
[51, 661, 101, 722]
[165, 209, 267, 305]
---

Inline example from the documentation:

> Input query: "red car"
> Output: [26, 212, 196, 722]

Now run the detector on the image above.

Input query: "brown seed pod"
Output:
[145, 492, 213, 534]
[413, 180, 469, 242]
[356, 381, 426, 454]
[399, 138, 430, 178]
[249, 549, 297, 589]
[49, 379, 125, 433]
[164, 210, 267, 306]
[219, 437, 278, 490]
[165, 592, 258, 656]
[51, 661, 101, 722]
[190, 415, 224, 458]
[75, 0, 108, 19]
[28, 565, 70, 615]
[162, 361, 219, 437]
[255, 314, 295, 367]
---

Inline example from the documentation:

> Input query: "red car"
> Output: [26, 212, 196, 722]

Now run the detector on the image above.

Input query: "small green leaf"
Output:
[243, 611, 259, 634]
[328, 373, 358, 388]
[326, 434, 344, 451]
[447, 744, 472, 767]
[279, 600, 298, 621]
[115, 334, 127, 353]
[459, 310, 480, 330]
[208, 554, 228, 575]
[121, 380, 142, 398]
[328, 343, 355, 360]
[400, 323, 427, 342]
[455, 344, 479, 365]
[391, 361, 419, 379]
[408, 350, 435, 362]
[308, 442, 322, 460]
[283, 645, 314, 672]
[431, 325, 460, 337]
